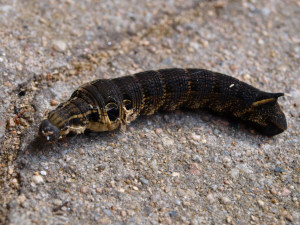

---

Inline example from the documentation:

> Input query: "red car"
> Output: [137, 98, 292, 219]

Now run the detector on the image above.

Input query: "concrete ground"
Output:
[0, 0, 299, 224]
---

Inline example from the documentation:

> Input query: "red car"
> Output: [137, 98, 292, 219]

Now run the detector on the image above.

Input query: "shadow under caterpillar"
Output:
[39, 68, 287, 141]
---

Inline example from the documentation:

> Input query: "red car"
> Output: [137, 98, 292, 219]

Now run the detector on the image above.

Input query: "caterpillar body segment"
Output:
[39, 68, 287, 141]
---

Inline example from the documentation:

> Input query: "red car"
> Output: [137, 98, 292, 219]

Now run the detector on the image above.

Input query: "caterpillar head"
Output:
[39, 119, 61, 141]
[246, 92, 287, 136]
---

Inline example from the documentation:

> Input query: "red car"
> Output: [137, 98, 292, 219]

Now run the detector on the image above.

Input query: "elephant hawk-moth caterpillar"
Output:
[39, 68, 287, 141]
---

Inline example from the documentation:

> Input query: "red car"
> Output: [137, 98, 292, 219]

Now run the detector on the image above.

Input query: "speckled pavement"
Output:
[0, 0, 299, 224]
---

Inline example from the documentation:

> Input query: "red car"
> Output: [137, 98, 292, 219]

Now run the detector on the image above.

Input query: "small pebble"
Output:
[189, 163, 201, 175]
[242, 74, 251, 81]
[40, 171, 47, 176]
[32, 175, 44, 184]
[53, 199, 63, 206]
[162, 137, 174, 146]
[274, 166, 285, 173]
[257, 199, 265, 207]
[125, 179, 131, 184]
[171, 172, 180, 177]
[220, 196, 231, 204]
[52, 40, 67, 52]
[177, 189, 186, 197]
[224, 180, 231, 185]
[77, 148, 85, 155]
[261, 7, 271, 17]
[139, 177, 149, 185]
[285, 214, 293, 222]
[102, 209, 112, 217]
[175, 199, 181, 205]
[17, 194, 26, 204]
[229, 64, 238, 72]
[120, 210, 127, 217]
[16, 64, 23, 71]
[270, 188, 277, 195]
[132, 186, 139, 191]
[8, 118, 16, 127]
[251, 215, 258, 221]
[271, 198, 278, 204]
[192, 155, 202, 163]
[207, 193, 217, 203]
[182, 201, 191, 207]
[50, 99, 59, 106]
[226, 216, 232, 223]
[289, 89, 300, 105]
[80, 186, 89, 194]
[8, 166, 14, 175]
[155, 128, 163, 134]
[144, 207, 153, 216]
[258, 39, 264, 45]
[281, 188, 291, 196]
[168, 210, 178, 218]
[174, 178, 181, 184]
[18, 118, 29, 127]
[190, 133, 201, 141]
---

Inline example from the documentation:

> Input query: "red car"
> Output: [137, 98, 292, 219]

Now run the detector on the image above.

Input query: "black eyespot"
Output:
[125, 101, 133, 110]
[106, 102, 119, 121]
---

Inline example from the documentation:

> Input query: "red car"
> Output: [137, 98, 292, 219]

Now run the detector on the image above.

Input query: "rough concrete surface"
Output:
[0, 0, 299, 224]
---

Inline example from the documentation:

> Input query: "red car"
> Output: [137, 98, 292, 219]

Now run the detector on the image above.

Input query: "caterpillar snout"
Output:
[39, 119, 60, 141]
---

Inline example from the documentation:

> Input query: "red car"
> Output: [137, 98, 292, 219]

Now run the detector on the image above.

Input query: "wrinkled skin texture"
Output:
[39, 68, 287, 141]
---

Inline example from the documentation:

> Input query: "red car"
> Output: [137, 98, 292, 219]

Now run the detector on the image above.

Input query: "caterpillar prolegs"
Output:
[39, 68, 287, 141]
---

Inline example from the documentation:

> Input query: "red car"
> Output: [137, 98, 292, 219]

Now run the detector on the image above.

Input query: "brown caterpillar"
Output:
[39, 68, 287, 141]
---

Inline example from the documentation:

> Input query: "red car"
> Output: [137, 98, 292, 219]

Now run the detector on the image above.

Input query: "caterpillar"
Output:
[39, 68, 287, 141]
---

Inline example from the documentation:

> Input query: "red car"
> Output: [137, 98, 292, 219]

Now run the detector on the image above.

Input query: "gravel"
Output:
[0, 0, 299, 224]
